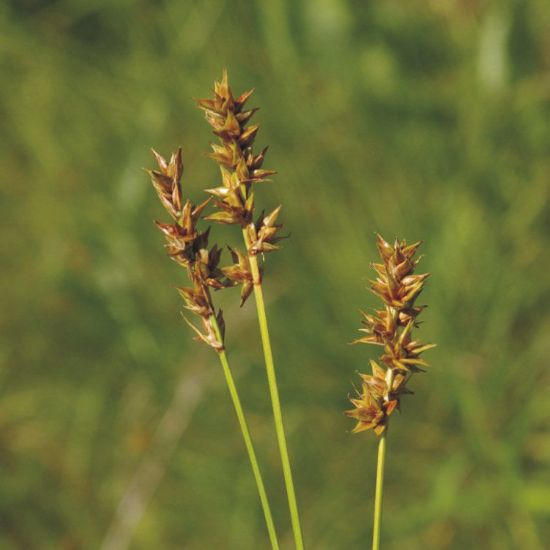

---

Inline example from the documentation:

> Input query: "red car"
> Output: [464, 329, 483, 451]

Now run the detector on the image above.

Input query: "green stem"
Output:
[244, 232, 304, 550]
[211, 317, 280, 550]
[372, 433, 387, 550]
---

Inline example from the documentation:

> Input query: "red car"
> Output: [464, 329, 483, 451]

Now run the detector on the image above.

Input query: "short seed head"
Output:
[198, 71, 287, 305]
[346, 235, 435, 435]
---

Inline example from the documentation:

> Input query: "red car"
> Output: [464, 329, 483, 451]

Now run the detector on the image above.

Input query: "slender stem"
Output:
[372, 433, 387, 550]
[211, 317, 280, 550]
[243, 231, 304, 550]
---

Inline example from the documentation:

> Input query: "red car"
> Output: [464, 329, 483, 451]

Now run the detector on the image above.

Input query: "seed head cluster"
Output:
[147, 148, 228, 351]
[147, 71, 286, 349]
[198, 71, 286, 303]
[346, 235, 435, 436]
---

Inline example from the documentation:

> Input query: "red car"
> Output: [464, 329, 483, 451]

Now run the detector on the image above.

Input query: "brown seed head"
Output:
[198, 70, 287, 305]
[147, 148, 229, 352]
[198, 71, 275, 228]
[346, 235, 435, 436]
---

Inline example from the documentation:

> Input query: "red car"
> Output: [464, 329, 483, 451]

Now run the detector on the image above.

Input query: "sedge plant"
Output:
[146, 148, 280, 549]
[196, 72, 304, 549]
[346, 235, 435, 550]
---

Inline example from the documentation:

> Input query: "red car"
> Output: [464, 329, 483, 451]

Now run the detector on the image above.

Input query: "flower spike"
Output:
[346, 235, 435, 435]
[147, 149, 230, 351]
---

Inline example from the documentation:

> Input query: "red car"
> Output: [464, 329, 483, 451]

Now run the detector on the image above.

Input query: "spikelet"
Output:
[147, 148, 229, 352]
[345, 235, 435, 436]
[197, 71, 287, 304]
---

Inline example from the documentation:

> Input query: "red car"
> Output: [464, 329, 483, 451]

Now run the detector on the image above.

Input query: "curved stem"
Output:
[211, 318, 280, 550]
[243, 231, 304, 550]
[372, 433, 387, 550]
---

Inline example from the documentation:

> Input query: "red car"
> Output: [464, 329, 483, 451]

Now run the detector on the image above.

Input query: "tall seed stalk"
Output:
[146, 148, 279, 549]
[346, 235, 435, 550]
[197, 71, 304, 549]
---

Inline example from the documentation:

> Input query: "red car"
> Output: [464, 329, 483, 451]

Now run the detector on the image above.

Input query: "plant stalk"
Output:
[211, 316, 280, 550]
[243, 230, 304, 550]
[372, 433, 387, 550]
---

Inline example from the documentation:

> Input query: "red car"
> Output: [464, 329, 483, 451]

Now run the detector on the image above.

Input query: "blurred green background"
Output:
[1, 0, 549, 548]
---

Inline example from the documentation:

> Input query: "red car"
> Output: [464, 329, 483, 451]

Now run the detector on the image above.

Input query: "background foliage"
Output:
[1, 0, 549, 548]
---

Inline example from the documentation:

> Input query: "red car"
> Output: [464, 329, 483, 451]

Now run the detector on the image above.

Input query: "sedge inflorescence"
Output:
[146, 71, 286, 349]
[346, 235, 435, 436]
[197, 71, 286, 304]
[147, 148, 229, 351]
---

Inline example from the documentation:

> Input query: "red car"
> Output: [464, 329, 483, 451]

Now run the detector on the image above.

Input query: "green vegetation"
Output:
[1, 1, 548, 548]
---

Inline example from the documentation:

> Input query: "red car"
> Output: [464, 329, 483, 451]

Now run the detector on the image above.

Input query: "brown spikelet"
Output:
[147, 148, 184, 220]
[247, 206, 287, 255]
[147, 148, 230, 352]
[222, 247, 255, 306]
[197, 71, 287, 304]
[345, 235, 435, 436]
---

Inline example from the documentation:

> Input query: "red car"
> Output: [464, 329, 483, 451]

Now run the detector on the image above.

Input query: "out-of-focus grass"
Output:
[1, 1, 549, 548]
